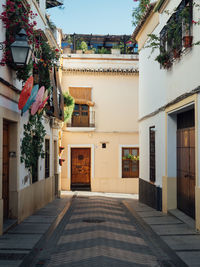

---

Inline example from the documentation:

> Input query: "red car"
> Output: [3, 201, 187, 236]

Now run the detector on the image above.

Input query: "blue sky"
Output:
[47, 0, 137, 35]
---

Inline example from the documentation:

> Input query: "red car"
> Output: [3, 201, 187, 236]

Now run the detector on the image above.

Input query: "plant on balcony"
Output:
[80, 41, 88, 53]
[122, 154, 139, 161]
[63, 92, 74, 122]
[141, 1, 200, 67]
[132, 0, 150, 26]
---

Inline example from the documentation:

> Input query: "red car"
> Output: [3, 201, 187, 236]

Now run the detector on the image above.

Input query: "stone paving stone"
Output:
[8, 223, 51, 234]
[0, 234, 42, 249]
[70, 212, 129, 221]
[161, 235, 200, 250]
[42, 197, 160, 267]
[63, 225, 138, 236]
[65, 220, 137, 231]
[137, 211, 166, 218]
[142, 216, 183, 225]
[58, 230, 147, 246]
[151, 224, 197, 236]
[0, 260, 22, 266]
[23, 216, 56, 224]
[176, 251, 200, 267]
[73, 207, 125, 215]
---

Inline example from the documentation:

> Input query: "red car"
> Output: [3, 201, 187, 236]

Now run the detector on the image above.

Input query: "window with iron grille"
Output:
[122, 148, 139, 178]
[159, 0, 193, 60]
[45, 139, 50, 178]
[149, 127, 156, 183]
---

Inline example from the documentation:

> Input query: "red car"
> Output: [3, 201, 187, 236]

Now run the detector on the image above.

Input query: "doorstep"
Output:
[168, 209, 196, 230]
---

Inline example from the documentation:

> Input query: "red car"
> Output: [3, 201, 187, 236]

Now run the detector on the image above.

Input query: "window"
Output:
[159, 0, 193, 62]
[149, 127, 156, 183]
[72, 104, 89, 127]
[45, 139, 50, 178]
[122, 147, 139, 178]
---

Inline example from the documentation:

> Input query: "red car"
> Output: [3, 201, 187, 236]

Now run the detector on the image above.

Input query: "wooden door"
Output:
[72, 104, 89, 127]
[3, 121, 9, 218]
[177, 127, 195, 218]
[71, 148, 91, 185]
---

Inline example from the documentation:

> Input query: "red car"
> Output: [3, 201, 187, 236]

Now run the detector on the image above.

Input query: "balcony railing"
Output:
[67, 111, 95, 128]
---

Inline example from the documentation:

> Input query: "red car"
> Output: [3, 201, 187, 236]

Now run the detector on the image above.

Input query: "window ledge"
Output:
[66, 127, 96, 132]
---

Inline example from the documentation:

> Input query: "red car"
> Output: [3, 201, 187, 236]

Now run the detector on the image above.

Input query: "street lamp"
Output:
[10, 29, 32, 67]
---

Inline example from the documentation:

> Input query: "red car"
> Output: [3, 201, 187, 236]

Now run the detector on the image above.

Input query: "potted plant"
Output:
[64, 35, 72, 53]
[111, 44, 121, 55]
[80, 41, 88, 53]
[155, 50, 171, 69]
[180, 6, 193, 48]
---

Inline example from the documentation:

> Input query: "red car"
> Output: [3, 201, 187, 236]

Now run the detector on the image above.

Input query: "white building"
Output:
[134, 0, 200, 230]
[0, 0, 63, 234]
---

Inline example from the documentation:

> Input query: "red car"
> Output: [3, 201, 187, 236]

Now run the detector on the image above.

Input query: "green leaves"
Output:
[20, 113, 46, 173]
[63, 92, 74, 123]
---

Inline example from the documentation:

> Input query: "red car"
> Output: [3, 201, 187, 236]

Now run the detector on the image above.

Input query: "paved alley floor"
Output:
[26, 195, 187, 267]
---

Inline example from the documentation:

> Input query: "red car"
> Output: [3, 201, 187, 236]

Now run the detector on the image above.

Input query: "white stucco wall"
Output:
[139, 112, 165, 186]
[138, 0, 200, 188]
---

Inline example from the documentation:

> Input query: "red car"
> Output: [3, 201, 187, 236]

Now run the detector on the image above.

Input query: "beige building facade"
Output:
[61, 54, 139, 194]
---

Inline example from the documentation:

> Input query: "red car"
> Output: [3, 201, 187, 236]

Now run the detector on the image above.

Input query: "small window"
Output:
[149, 127, 156, 183]
[122, 147, 139, 178]
[45, 139, 50, 178]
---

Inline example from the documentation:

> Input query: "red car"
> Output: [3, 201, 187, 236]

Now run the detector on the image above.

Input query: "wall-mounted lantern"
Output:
[10, 29, 32, 67]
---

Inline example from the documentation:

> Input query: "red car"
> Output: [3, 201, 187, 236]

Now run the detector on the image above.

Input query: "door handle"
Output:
[184, 174, 189, 178]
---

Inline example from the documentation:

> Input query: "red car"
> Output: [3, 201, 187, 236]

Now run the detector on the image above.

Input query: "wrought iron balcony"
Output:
[67, 111, 95, 128]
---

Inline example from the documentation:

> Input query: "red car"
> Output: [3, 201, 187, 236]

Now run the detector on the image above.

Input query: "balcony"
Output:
[66, 111, 95, 131]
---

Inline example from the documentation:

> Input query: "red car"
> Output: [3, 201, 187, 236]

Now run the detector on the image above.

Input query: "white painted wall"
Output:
[138, 0, 200, 187]
[139, 112, 165, 187]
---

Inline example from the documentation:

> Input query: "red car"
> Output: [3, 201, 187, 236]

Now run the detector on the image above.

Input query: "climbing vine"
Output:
[63, 92, 74, 122]
[20, 112, 46, 174]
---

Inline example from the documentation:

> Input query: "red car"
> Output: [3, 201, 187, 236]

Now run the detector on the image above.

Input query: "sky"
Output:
[47, 0, 137, 35]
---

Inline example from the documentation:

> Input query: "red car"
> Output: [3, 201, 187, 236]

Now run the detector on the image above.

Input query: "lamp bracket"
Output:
[0, 42, 5, 50]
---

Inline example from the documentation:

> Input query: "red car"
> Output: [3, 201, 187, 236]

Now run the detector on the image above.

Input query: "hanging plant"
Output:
[0, 0, 61, 84]
[0, 0, 37, 75]
[132, 0, 151, 26]
[63, 92, 74, 122]
[20, 112, 46, 174]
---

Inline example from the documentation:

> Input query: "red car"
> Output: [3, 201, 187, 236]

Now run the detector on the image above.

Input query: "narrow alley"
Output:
[14, 194, 193, 267]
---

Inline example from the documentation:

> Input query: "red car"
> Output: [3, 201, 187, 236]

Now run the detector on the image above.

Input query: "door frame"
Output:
[67, 144, 95, 181]
[165, 95, 197, 220]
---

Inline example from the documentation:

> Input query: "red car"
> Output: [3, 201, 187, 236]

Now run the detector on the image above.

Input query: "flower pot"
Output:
[63, 47, 71, 54]
[183, 36, 193, 48]
[59, 159, 65, 166]
[111, 49, 121, 55]
[163, 60, 172, 69]
[173, 49, 181, 59]
[76, 50, 83, 54]
[59, 146, 65, 154]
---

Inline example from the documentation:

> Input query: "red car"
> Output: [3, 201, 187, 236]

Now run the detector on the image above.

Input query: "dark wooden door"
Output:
[177, 127, 195, 218]
[3, 121, 9, 218]
[72, 104, 89, 127]
[71, 148, 90, 185]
